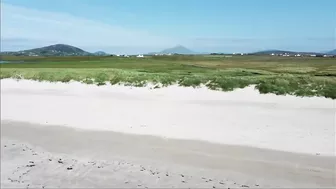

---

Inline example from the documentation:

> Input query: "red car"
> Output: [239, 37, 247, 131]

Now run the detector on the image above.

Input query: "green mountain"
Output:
[1, 44, 92, 56]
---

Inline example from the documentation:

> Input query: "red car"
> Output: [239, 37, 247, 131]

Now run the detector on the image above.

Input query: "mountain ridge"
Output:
[94, 51, 109, 56]
[148, 45, 197, 55]
[252, 49, 328, 55]
[1, 44, 92, 56]
[326, 49, 336, 55]
[1, 44, 335, 56]
[161, 45, 196, 54]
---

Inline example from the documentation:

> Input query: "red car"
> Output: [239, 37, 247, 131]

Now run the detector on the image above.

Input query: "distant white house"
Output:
[137, 54, 144, 58]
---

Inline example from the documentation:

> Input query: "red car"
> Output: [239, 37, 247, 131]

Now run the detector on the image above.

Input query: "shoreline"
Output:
[2, 120, 336, 188]
[1, 78, 335, 156]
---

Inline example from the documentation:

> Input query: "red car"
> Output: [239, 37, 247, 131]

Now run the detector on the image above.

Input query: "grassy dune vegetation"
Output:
[1, 55, 335, 99]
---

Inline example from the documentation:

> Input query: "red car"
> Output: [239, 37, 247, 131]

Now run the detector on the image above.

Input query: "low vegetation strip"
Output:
[1, 68, 335, 99]
[1, 55, 335, 99]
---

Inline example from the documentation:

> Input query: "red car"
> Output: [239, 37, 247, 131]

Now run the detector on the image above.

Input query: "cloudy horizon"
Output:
[1, 1, 335, 54]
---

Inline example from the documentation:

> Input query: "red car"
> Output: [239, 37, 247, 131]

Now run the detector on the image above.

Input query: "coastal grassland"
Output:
[1, 55, 335, 98]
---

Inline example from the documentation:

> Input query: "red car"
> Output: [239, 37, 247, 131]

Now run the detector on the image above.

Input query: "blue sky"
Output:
[1, 0, 335, 54]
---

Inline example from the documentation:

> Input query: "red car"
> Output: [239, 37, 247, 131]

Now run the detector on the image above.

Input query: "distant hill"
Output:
[252, 49, 324, 55]
[148, 45, 197, 55]
[161, 45, 196, 54]
[326, 49, 336, 55]
[252, 50, 295, 55]
[1, 44, 92, 56]
[93, 51, 108, 56]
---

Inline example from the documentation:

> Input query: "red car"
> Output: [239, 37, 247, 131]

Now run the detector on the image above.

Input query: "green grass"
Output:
[1, 55, 335, 99]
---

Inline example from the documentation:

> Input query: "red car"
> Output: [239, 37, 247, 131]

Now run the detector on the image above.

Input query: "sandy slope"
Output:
[1, 79, 336, 188]
[1, 79, 335, 156]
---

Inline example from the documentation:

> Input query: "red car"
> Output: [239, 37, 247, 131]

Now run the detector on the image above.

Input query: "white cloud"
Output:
[0, 3, 178, 54]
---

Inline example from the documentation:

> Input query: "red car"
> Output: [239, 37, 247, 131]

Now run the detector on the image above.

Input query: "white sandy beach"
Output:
[1, 78, 336, 188]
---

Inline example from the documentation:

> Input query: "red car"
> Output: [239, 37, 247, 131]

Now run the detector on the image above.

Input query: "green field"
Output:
[1, 55, 336, 99]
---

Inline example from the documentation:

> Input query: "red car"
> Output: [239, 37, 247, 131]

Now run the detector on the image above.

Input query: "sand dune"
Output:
[1, 79, 336, 188]
[1, 79, 335, 156]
